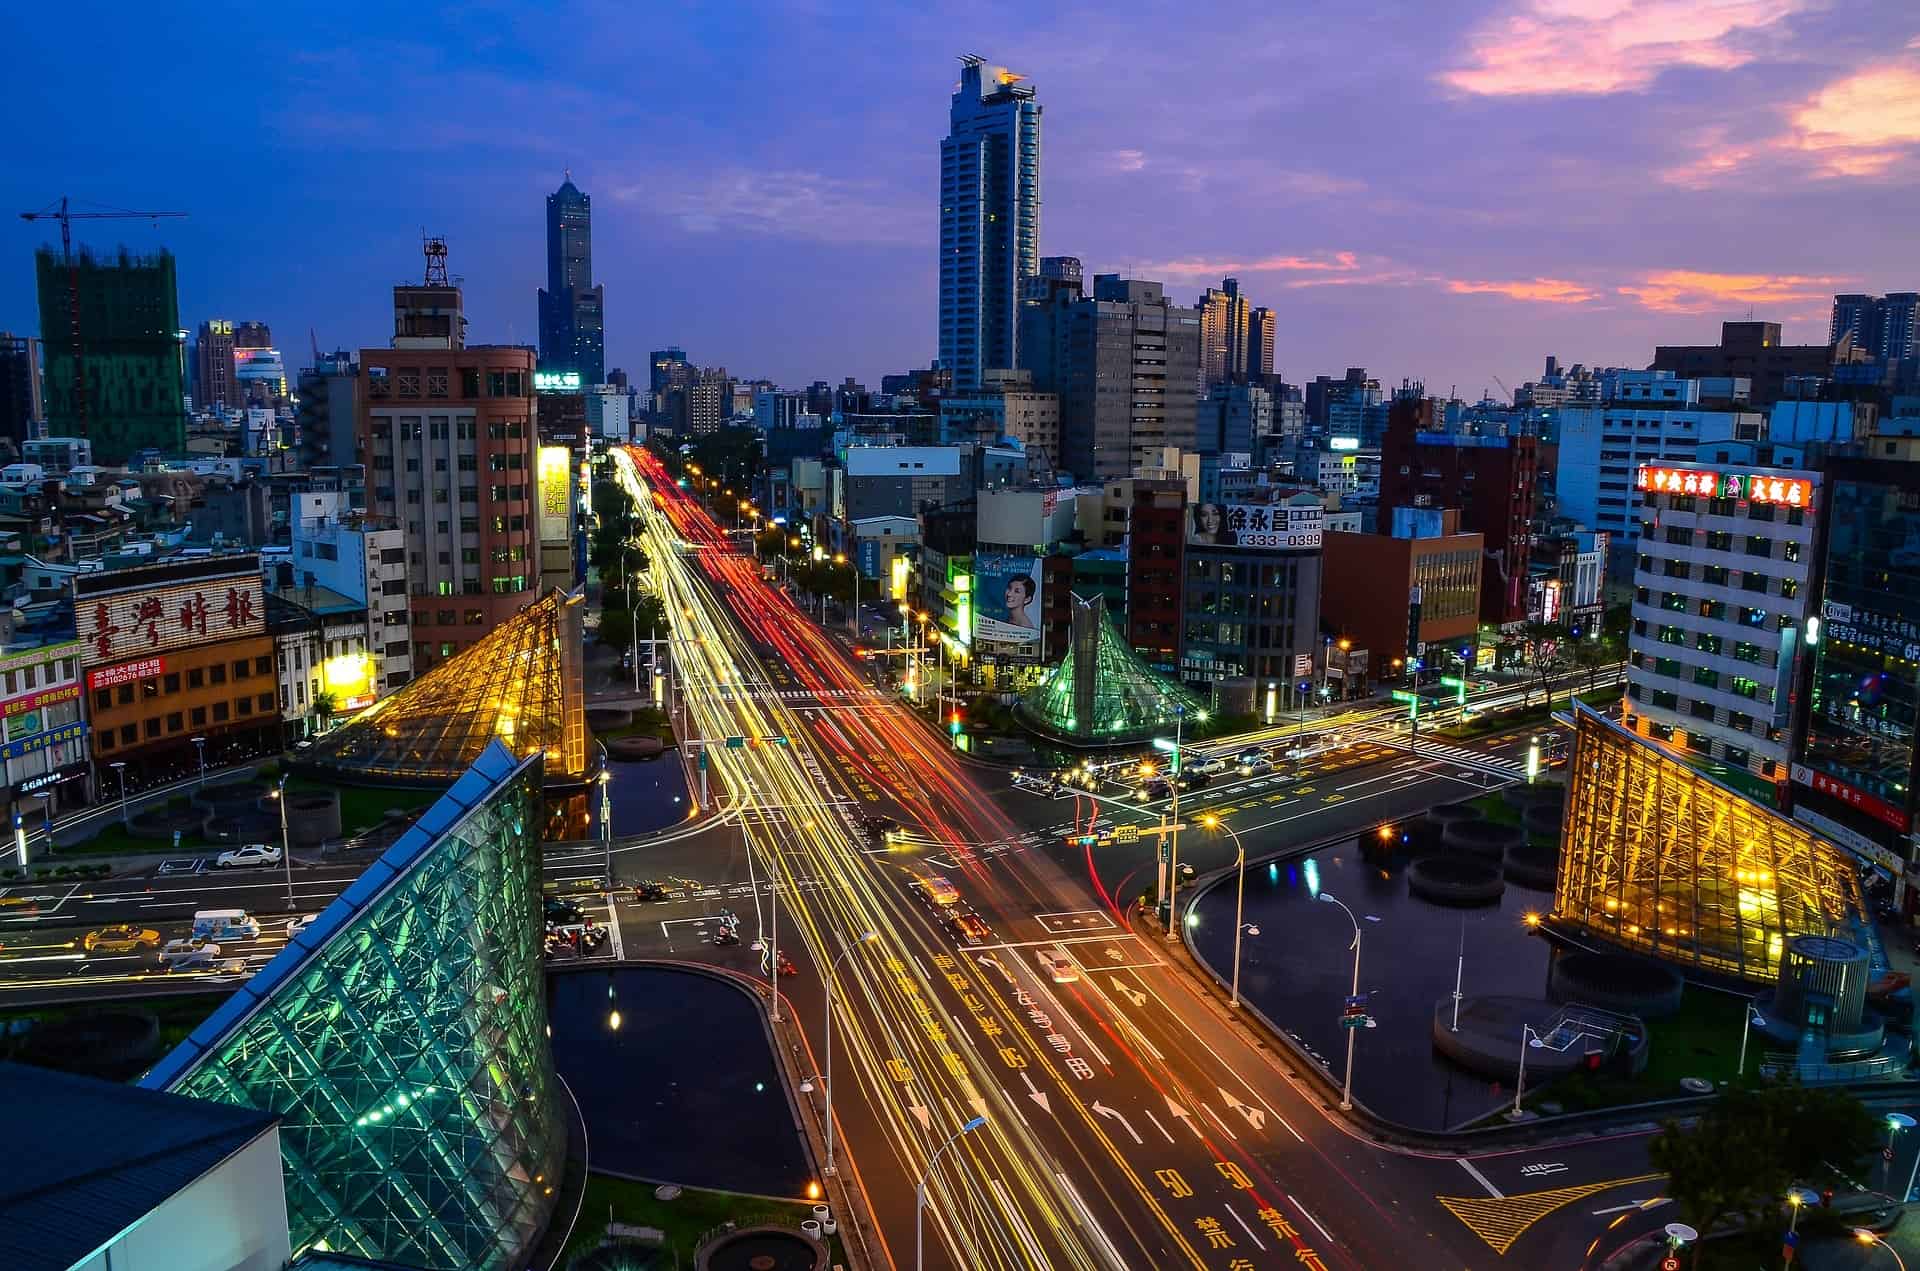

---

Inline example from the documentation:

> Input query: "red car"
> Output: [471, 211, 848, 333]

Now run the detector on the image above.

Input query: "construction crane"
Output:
[19, 195, 188, 437]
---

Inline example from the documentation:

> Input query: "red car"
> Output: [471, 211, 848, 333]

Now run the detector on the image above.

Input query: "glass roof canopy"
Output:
[1017, 594, 1198, 746]
[303, 588, 589, 787]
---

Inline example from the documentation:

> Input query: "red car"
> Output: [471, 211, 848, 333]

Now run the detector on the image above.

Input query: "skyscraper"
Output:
[194, 319, 236, 410]
[1196, 278, 1249, 390]
[1830, 292, 1918, 363]
[1248, 305, 1276, 381]
[537, 174, 605, 386]
[0, 332, 43, 451]
[940, 56, 1041, 389]
[34, 246, 186, 464]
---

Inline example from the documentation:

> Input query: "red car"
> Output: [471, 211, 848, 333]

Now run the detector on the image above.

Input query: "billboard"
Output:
[1188, 502, 1324, 550]
[972, 554, 1043, 647]
[81, 576, 263, 667]
[537, 445, 572, 542]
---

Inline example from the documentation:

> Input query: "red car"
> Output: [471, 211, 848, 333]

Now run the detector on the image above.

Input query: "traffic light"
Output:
[949, 710, 963, 737]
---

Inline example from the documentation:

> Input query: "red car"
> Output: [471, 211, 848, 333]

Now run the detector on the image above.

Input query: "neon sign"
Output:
[1635, 466, 1809, 508]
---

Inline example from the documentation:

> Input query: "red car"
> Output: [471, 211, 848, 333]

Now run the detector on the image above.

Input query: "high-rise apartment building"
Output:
[296, 350, 361, 476]
[1623, 459, 1819, 805]
[34, 246, 187, 464]
[193, 319, 236, 410]
[939, 56, 1041, 389]
[1248, 305, 1276, 382]
[1197, 278, 1249, 390]
[537, 175, 606, 386]
[359, 251, 541, 673]
[1829, 293, 1918, 363]
[1021, 274, 1200, 480]
[0, 332, 42, 451]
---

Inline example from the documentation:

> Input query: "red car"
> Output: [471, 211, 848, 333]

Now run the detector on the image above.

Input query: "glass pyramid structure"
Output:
[305, 588, 589, 786]
[1018, 593, 1199, 745]
[143, 742, 565, 1269]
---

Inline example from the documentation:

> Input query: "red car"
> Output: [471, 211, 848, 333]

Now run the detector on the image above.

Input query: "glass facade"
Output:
[1804, 475, 1920, 818]
[142, 742, 565, 1269]
[1555, 706, 1867, 983]
[306, 588, 588, 785]
[1019, 594, 1198, 743]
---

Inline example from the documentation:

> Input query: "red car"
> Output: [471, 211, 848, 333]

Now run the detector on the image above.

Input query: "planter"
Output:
[1440, 819, 1524, 860]
[1407, 855, 1506, 905]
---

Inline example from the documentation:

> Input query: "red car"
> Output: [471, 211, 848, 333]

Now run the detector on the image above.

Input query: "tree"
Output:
[310, 690, 337, 732]
[1521, 621, 1569, 709]
[598, 606, 635, 653]
[1650, 1080, 1881, 1239]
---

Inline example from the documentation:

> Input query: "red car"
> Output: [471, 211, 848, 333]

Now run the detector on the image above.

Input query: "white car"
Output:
[288, 914, 318, 937]
[160, 940, 221, 970]
[1036, 946, 1081, 985]
[215, 843, 282, 870]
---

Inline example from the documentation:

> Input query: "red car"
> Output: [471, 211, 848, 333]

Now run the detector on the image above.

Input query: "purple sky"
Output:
[6, 1, 1918, 396]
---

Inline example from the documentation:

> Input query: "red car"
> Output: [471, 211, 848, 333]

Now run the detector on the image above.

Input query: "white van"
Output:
[191, 909, 260, 942]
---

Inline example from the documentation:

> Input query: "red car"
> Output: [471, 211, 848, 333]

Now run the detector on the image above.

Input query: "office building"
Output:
[1378, 398, 1538, 626]
[144, 742, 567, 1269]
[1322, 510, 1483, 676]
[34, 246, 187, 464]
[1181, 493, 1325, 685]
[940, 56, 1041, 388]
[1794, 457, 1920, 871]
[1125, 477, 1187, 670]
[1247, 305, 1276, 382]
[232, 345, 288, 407]
[587, 382, 631, 439]
[1622, 460, 1819, 802]
[1653, 320, 1846, 407]
[80, 555, 280, 778]
[193, 319, 237, 411]
[938, 370, 1061, 471]
[1831, 293, 1919, 364]
[1306, 369, 1381, 434]
[359, 249, 542, 670]
[295, 350, 360, 475]
[4, 1061, 290, 1271]
[288, 490, 413, 696]
[1198, 382, 1272, 459]
[1555, 703, 1867, 984]
[665, 367, 728, 436]
[755, 388, 808, 432]
[0, 333, 42, 451]
[537, 174, 605, 386]
[1554, 372, 1764, 545]
[1022, 274, 1201, 480]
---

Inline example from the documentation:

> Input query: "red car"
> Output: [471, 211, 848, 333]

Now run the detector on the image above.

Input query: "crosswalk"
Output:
[1354, 730, 1527, 779]
[713, 685, 889, 703]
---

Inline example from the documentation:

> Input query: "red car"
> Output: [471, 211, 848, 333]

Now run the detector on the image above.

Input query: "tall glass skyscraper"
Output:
[143, 742, 565, 1269]
[939, 56, 1041, 390]
[538, 173, 605, 385]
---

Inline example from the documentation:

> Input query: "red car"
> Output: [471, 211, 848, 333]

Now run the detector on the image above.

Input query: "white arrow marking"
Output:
[975, 953, 1012, 983]
[1220, 1086, 1267, 1131]
[908, 1105, 931, 1132]
[1092, 1101, 1143, 1145]
[1021, 1071, 1051, 1115]
[1115, 982, 1147, 1008]
[1164, 1095, 1202, 1139]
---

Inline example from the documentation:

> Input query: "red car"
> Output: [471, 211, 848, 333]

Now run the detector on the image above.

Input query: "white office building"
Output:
[1555, 372, 1764, 544]
[1623, 459, 1819, 797]
[288, 491, 414, 696]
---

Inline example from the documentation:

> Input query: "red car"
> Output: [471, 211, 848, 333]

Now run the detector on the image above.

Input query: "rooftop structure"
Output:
[299, 588, 587, 786]
[143, 741, 566, 1268]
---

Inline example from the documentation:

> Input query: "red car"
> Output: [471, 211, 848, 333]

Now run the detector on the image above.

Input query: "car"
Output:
[1142, 778, 1172, 800]
[544, 898, 587, 926]
[952, 912, 992, 946]
[1236, 747, 1266, 767]
[82, 925, 162, 954]
[287, 914, 318, 938]
[631, 882, 671, 903]
[161, 940, 222, 971]
[1176, 770, 1213, 792]
[1238, 757, 1274, 777]
[215, 843, 282, 870]
[1036, 946, 1080, 984]
[863, 816, 900, 846]
[913, 876, 961, 908]
[1190, 757, 1230, 777]
[207, 956, 251, 977]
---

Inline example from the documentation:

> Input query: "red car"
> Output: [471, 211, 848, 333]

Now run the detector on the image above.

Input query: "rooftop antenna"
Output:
[422, 233, 449, 286]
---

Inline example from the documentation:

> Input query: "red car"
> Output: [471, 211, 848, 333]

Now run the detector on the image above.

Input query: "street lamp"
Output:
[270, 774, 293, 910]
[1737, 1001, 1766, 1078]
[1887, 1114, 1917, 1197]
[1319, 891, 1364, 1110]
[1155, 706, 1186, 941]
[1855, 1228, 1909, 1271]
[916, 1114, 987, 1271]
[109, 761, 128, 828]
[598, 770, 614, 888]
[1511, 1024, 1547, 1118]
[1201, 814, 1250, 1008]
[818, 929, 878, 1176]
[192, 735, 206, 791]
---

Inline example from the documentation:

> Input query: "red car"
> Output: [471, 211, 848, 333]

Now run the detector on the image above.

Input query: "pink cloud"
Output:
[1144, 251, 1362, 279]
[1785, 63, 1920, 176]
[1447, 277, 1603, 304]
[1616, 268, 1849, 314]
[1441, 0, 1803, 97]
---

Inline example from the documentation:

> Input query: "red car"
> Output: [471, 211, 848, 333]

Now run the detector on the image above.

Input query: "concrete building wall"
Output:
[71, 1128, 290, 1271]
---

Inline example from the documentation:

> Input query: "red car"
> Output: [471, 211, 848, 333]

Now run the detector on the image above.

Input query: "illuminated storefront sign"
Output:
[1790, 763, 1911, 832]
[1, 683, 79, 717]
[537, 446, 572, 541]
[533, 370, 582, 393]
[1328, 436, 1360, 451]
[81, 578, 263, 666]
[1635, 465, 1811, 508]
[0, 720, 88, 762]
[86, 657, 167, 692]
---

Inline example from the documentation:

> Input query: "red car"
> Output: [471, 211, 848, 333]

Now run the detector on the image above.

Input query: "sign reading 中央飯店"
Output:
[80, 577, 264, 667]
[1635, 465, 1812, 508]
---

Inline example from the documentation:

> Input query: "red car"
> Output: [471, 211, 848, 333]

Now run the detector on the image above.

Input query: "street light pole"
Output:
[1737, 1001, 1764, 1078]
[275, 774, 292, 910]
[110, 761, 128, 828]
[823, 930, 878, 1175]
[1512, 1024, 1544, 1118]
[192, 735, 206, 791]
[599, 770, 613, 888]
[1320, 891, 1362, 1110]
[916, 1115, 987, 1271]
[1165, 707, 1185, 942]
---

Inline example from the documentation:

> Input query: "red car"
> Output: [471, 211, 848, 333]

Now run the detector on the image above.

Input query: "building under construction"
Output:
[34, 246, 187, 463]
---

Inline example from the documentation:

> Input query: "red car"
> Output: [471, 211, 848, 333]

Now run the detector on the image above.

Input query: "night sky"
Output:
[6, 1, 1917, 394]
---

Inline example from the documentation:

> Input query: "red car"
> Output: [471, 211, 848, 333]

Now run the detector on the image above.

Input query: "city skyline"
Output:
[5, 2, 1918, 392]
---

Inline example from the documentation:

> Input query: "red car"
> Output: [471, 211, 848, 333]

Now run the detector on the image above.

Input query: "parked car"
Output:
[215, 843, 282, 870]
[82, 925, 161, 954]
[1036, 946, 1081, 985]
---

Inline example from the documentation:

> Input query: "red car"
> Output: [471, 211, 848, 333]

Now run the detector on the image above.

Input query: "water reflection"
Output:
[1190, 835, 1554, 1130]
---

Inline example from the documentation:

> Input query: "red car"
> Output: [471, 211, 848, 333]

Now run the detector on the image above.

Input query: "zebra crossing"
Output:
[714, 685, 889, 703]
[1352, 729, 1528, 780]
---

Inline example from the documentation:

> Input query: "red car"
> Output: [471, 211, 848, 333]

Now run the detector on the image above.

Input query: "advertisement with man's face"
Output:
[973, 554, 1043, 646]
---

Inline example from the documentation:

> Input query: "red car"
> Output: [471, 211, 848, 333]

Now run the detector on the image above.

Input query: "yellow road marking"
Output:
[1438, 1173, 1664, 1255]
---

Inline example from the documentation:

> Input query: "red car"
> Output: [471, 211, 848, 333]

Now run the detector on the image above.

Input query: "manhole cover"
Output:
[1679, 1077, 1713, 1094]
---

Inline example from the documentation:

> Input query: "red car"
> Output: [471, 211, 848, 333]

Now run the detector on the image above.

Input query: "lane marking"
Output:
[1290, 1194, 1335, 1243]
[1225, 1200, 1267, 1251]
[1457, 1157, 1504, 1198]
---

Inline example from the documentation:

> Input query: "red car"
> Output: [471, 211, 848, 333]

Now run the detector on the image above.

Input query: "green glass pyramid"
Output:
[1018, 594, 1199, 744]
